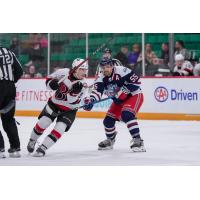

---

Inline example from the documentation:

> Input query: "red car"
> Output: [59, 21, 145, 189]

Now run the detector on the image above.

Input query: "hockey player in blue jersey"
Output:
[84, 57, 146, 152]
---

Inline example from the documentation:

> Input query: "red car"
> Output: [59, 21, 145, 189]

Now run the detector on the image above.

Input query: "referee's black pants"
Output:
[0, 80, 20, 150]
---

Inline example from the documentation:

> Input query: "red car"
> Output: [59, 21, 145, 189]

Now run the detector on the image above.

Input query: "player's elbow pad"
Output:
[126, 84, 140, 92]
[47, 79, 59, 90]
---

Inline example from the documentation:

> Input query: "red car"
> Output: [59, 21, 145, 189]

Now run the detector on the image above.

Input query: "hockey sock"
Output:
[121, 110, 141, 139]
[103, 115, 116, 140]
[30, 116, 52, 141]
[41, 122, 67, 150]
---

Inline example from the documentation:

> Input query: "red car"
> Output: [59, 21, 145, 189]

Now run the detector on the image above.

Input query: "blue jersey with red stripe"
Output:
[90, 65, 142, 101]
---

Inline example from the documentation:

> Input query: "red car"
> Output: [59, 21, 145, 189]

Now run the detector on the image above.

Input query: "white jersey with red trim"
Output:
[46, 68, 88, 110]
[90, 65, 142, 101]
[174, 61, 193, 76]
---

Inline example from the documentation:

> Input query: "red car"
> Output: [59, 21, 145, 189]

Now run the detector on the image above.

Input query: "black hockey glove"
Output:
[173, 71, 186, 76]
[173, 72, 181, 76]
[49, 79, 59, 90]
[71, 81, 83, 94]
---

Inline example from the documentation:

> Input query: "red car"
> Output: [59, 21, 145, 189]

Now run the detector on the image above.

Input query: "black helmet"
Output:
[99, 57, 113, 67]
[103, 48, 112, 54]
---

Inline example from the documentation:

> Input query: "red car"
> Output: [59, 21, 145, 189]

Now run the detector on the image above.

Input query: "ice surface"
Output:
[0, 117, 200, 166]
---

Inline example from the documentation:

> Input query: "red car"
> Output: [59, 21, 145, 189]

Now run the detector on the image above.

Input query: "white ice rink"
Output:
[0, 117, 200, 166]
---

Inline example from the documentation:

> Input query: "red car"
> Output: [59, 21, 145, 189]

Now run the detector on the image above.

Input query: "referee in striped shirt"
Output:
[0, 46, 23, 158]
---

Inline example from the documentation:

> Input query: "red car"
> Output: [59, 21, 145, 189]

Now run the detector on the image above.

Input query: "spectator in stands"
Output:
[10, 37, 20, 56]
[40, 34, 48, 48]
[193, 63, 200, 76]
[160, 42, 169, 65]
[114, 46, 129, 67]
[145, 43, 157, 64]
[174, 40, 190, 60]
[173, 54, 193, 76]
[24, 64, 42, 78]
[25, 33, 44, 62]
[127, 43, 142, 68]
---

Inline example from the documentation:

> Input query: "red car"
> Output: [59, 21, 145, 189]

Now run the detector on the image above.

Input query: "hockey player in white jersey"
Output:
[173, 54, 193, 76]
[27, 58, 88, 157]
[83, 57, 145, 152]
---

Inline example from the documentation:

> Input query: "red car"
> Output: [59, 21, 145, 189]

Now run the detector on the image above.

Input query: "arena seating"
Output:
[1, 33, 200, 75]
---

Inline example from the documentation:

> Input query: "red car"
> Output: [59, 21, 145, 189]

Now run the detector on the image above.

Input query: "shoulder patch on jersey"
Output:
[123, 67, 128, 72]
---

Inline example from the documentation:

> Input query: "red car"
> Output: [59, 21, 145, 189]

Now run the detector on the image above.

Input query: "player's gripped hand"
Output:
[173, 72, 181, 76]
[83, 97, 95, 111]
[71, 81, 83, 94]
[49, 79, 59, 90]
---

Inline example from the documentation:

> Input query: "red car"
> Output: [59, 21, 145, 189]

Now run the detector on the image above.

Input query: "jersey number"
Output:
[130, 74, 138, 82]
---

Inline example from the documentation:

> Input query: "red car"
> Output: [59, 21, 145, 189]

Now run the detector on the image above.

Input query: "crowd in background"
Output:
[8, 33, 48, 78]
[114, 40, 200, 76]
[3, 34, 200, 78]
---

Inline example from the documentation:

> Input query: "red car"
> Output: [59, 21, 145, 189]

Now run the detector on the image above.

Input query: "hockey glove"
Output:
[83, 97, 95, 111]
[173, 72, 181, 76]
[71, 81, 83, 94]
[49, 79, 59, 90]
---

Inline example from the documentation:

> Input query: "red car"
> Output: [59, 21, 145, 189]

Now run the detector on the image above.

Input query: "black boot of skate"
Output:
[27, 139, 36, 153]
[0, 148, 6, 159]
[8, 148, 21, 158]
[130, 138, 146, 152]
[98, 132, 117, 150]
[98, 138, 115, 150]
[33, 145, 47, 157]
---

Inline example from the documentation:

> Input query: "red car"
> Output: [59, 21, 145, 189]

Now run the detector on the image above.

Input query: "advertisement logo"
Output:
[154, 87, 169, 102]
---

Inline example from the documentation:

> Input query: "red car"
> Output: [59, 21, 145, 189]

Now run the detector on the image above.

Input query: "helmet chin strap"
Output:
[73, 71, 79, 79]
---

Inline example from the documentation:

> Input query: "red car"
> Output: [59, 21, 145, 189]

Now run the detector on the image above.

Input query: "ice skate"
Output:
[130, 138, 146, 152]
[33, 145, 47, 157]
[98, 138, 115, 150]
[0, 149, 6, 158]
[27, 139, 37, 153]
[8, 148, 21, 158]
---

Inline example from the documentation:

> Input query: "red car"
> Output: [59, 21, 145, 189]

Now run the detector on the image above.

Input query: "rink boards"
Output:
[15, 77, 200, 120]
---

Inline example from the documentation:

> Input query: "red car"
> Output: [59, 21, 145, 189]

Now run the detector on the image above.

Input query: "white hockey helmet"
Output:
[175, 54, 184, 61]
[72, 58, 88, 70]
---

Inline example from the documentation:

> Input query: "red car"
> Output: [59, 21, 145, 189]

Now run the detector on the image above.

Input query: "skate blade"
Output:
[131, 147, 146, 152]
[32, 152, 45, 157]
[98, 146, 113, 150]
[27, 148, 35, 154]
[9, 153, 21, 158]
[0, 155, 6, 159]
